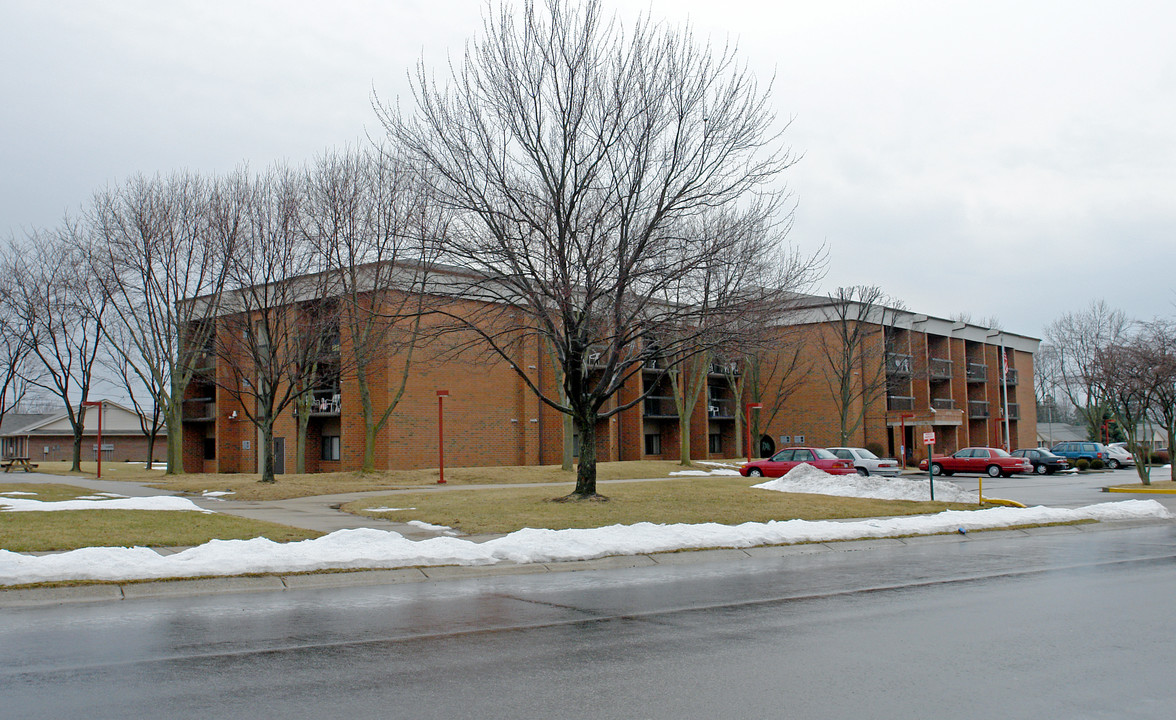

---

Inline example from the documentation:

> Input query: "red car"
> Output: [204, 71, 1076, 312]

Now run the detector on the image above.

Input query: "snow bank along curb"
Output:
[0, 500, 1169, 588]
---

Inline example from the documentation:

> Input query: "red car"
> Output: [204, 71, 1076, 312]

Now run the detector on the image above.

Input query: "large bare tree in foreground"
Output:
[382, 0, 808, 497]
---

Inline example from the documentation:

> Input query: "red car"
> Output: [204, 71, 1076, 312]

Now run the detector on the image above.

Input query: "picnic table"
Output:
[1, 456, 39, 473]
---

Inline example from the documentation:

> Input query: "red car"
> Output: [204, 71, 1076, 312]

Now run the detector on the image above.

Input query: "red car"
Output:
[740, 447, 857, 478]
[918, 447, 1033, 478]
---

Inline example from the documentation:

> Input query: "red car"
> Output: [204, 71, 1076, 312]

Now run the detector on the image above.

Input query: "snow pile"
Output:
[670, 461, 743, 477]
[201, 491, 235, 499]
[367, 506, 416, 513]
[0, 500, 1169, 585]
[0, 496, 211, 513]
[753, 463, 978, 503]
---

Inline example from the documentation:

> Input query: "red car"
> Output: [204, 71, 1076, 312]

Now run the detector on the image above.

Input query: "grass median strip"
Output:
[342, 477, 982, 535]
[1, 482, 321, 553]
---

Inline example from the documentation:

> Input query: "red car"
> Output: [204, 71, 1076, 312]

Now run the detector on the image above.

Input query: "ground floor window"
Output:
[321, 435, 340, 461]
[709, 434, 722, 454]
[644, 433, 661, 455]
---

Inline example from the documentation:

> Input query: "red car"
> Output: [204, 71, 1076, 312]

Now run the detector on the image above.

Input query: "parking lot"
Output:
[917, 465, 1176, 512]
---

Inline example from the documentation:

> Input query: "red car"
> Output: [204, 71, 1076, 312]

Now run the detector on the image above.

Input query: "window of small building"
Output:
[708, 434, 722, 454]
[321, 435, 341, 462]
[644, 433, 661, 455]
[203, 437, 216, 460]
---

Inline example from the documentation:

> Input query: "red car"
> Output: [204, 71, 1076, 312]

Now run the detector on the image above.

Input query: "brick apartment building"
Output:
[181, 283, 1038, 475]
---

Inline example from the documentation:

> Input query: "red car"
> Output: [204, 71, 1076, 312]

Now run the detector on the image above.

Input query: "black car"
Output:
[1011, 448, 1069, 475]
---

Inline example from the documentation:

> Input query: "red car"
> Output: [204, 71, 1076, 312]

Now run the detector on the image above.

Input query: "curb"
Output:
[2, 517, 1170, 608]
[1103, 486, 1176, 495]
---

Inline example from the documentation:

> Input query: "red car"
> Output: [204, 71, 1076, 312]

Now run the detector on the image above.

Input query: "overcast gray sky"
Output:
[2, 0, 1173, 339]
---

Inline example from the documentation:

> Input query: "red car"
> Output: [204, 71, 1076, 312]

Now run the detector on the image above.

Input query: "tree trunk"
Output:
[145, 432, 157, 470]
[572, 415, 597, 496]
[359, 374, 377, 472]
[562, 413, 574, 471]
[295, 397, 311, 474]
[679, 414, 692, 466]
[71, 429, 83, 473]
[166, 400, 186, 474]
[259, 418, 276, 484]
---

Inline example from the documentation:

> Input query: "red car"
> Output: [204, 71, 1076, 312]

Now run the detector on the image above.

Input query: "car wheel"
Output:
[1034, 464, 1048, 475]
[1107, 459, 1120, 469]
[747, 467, 763, 477]
[931, 463, 943, 476]
[856, 468, 869, 477]
[986, 465, 1002, 478]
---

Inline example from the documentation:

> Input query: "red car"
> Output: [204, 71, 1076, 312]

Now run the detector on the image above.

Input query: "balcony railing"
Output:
[887, 353, 913, 377]
[1007, 403, 1020, 420]
[296, 389, 341, 418]
[968, 400, 990, 419]
[887, 395, 915, 412]
[644, 396, 677, 418]
[710, 361, 740, 376]
[1004, 369, 1019, 386]
[929, 358, 953, 381]
[966, 363, 987, 382]
[182, 400, 216, 422]
[707, 397, 735, 418]
[931, 398, 956, 410]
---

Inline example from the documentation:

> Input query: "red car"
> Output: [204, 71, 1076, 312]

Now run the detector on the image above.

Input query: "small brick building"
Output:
[0, 401, 166, 465]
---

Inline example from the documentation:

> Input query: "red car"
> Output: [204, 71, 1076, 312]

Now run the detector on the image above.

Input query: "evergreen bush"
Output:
[1075, 458, 1090, 471]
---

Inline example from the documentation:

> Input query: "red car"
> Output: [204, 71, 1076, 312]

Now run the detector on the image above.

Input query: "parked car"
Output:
[740, 447, 857, 478]
[918, 447, 1033, 478]
[1010, 448, 1069, 475]
[827, 447, 902, 477]
[1050, 441, 1110, 464]
[1104, 443, 1135, 469]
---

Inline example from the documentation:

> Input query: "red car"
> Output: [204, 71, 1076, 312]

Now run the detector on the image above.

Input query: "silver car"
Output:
[1106, 443, 1136, 469]
[828, 447, 902, 477]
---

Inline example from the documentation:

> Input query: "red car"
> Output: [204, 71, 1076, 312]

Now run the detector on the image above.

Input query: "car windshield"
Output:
[812, 448, 836, 459]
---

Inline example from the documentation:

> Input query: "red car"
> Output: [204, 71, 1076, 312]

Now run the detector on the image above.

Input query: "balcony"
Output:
[296, 389, 340, 417]
[966, 363, 987, 383]
[707, 397, 735, 419]
[182, 399, 216, 422]
[887, 395, 915, 412]
[709, 361, 740, 377]
[968, 401, 990, 419]
[643, 395, 677, 418]
[929, 358, 953, 381]
[1007, 403, 1020, 420]
[931, 398, 956, 411]
[887, 353, 912, 377]
[1005, 369, 1019, 386]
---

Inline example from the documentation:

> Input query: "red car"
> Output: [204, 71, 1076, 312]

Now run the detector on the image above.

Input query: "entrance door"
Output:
[273, 437, 286, 475]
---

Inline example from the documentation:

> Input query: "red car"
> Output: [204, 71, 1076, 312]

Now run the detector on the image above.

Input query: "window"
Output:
[203, 437, 216, 460]
[321, 435, 340, 461]
[644, 433, 661, 455]
[708, 434, 722, 454]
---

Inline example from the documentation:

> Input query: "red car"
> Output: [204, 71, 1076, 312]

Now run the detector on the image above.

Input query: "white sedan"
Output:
[1106, 443, 1136, 469]
[827, 447, 902, 477]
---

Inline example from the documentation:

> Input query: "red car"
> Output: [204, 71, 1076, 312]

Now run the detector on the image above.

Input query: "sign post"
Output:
[923, 431, 936, 501]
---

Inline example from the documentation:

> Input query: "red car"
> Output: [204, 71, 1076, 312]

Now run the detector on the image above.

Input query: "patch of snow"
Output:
[0, 496, 212, 513]
[94, 492, 128, 498]
[0, 491, 37, 497]
[0, 500, 1168, 585]
[407, 520, 453, 532]
[367, 507, 416, 512]
[753, 463, 978, 503]
[201, 491, 235, 498]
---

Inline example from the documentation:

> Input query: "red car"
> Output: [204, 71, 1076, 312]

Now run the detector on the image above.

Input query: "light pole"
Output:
[436, 390, 449, 484]
[745, 403, 762, 461]
[81, 400, 103, 479]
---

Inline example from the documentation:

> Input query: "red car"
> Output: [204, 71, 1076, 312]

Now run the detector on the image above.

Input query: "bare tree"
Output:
[816, 286, 902, 445]
[8, 223, 108, 471]
[1045, 300, 1130, 438]
[208, 168, 335, 484]
[90, 171, 230, 474]
[1092, 329, 1159, 484]
[739, 331, 813, 458]
[382, 0, 805, 497]
[300, 146, 443, 471]
[0, 244, 35, 431]
[1033, 343, 1065, 446]
[102, 322, 166, 468]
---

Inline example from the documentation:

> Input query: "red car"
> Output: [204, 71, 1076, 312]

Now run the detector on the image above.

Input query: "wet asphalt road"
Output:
[3, 522, 1175, 719]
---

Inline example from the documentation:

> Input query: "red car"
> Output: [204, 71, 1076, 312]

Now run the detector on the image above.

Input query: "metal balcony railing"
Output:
[968, 401, 990, 418]
[707, 398, 735, 418]
[887, 353, 913, 377]
[1004, 369, 1019, 386]
[182, 400, 216, 422]
[644, 396, 677, 418]
[929, 358, 953, 381]
[966, 363, 987, 382]
[1007, 403, 1020, 420]
[931, 398, 956, 410]
[887, 395, 915, 412]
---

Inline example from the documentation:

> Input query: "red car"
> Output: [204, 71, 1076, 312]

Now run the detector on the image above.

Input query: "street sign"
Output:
[923, 432, 936, 445]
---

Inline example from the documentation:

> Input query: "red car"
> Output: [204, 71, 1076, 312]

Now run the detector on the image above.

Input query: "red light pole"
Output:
[745, 403, 762, 461]
[436, 390, 449, 484]
[81, 400, 103, 478]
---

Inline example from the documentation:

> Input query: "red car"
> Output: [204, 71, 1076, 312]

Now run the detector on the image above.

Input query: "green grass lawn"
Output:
[0, 483, 321, 552]
[342, 477, 984, 534]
